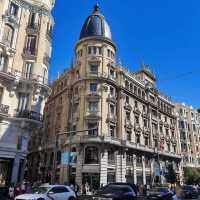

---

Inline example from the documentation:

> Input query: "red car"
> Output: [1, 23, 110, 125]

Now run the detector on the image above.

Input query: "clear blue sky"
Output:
[50, 0, 200, 108]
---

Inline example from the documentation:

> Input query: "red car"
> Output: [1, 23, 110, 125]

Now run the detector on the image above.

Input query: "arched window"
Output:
[3, 24, 14, 46]
[125, 80, 129, 89]
[142, 91, 146, 99]
[138, 88, 141, 97]
[130, 83, 133, 91]
[134, 86, 137, 94]
[85, 146, 99, 164]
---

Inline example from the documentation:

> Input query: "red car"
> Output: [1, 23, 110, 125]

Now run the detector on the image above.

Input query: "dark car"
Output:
[147, 187, 173, 200]
[79, 183, 137, 200]
[182, 185, 199, 199]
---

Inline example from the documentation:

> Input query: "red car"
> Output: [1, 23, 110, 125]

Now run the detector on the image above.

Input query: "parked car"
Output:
[147, 187, 173, 200]
[15, 184, 76, 200]
[182, 185, 199, 199]
[79, 183, 137, 200]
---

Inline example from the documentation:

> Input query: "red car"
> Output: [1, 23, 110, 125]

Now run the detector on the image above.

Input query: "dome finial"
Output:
[93, 3, 100, 13]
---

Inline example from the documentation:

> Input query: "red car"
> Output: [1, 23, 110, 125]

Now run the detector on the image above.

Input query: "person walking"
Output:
[74, 182, 80, 197]
[8, 183, 14, 200]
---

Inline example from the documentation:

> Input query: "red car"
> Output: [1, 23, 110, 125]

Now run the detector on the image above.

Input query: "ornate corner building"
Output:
[0, 0, 54, 185]
[27, 5, 184, 187]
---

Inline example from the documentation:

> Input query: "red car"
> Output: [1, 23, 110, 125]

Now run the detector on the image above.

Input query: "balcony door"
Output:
[0, 54, 7, 72]
[17, 93, 29, 112]
[0, 88, 3, 103]
[24, 62, 33, 79]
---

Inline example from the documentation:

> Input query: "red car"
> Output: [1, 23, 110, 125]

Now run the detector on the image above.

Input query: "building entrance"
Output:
[0, 159, 13, 186]
[82, 173, 100, 191]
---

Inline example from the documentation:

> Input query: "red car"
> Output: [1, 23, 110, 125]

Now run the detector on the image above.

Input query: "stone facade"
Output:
[0, 0, 54, 185]
[27, 5, 183, 187]
[176, 104, 200, 169]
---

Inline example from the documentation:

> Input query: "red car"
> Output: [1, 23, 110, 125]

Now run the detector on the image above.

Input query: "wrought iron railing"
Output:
[16, 110, 43, 122]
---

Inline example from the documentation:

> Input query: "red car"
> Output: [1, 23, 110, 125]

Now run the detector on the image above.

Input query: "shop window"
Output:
[85, 146, 99, 164]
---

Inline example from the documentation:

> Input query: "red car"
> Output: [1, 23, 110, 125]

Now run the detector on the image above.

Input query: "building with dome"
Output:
[27, 4, 183, 187]
[0, 0, 54, 185]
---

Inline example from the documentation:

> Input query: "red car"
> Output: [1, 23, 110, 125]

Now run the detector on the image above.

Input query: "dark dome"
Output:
[80, 4, 112, 40]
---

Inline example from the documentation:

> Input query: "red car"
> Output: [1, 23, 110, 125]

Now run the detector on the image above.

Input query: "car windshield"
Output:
[32, 187, 50, 194]
[102, 185, 132, 194]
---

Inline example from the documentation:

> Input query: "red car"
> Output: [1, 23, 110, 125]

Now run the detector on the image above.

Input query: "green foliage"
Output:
[166, 164, 177, 184]
[184, 167, 200, 184]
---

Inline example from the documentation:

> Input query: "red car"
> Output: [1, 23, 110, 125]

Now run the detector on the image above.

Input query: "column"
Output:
[75, 146, 83, 187]
[142, 156, 146, 185]
[11, 154, 20, 184]
[116, 151, 126, 182]
[100, 149, 108, 186]
[133, 154, 137, 184]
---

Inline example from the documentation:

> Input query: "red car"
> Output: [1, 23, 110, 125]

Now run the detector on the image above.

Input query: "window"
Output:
[136, 134, 140, 144]
[29, 12, 37, 27]
[154, 139, 158, 148]
[88, 101, 98, 112]
[18, 93, 29, 112]
[145, 137, 148, 146]
[109, 69, 114, 79]
[160, 126, 163, 133]
[0, 54, 7, 71]
[88, 46, 92, 54]
[127, 130, 131, 141]
[90, 83, 97, 93]
[9, 2, 18, 17]
[26, 35, 37, 54]
[3, 24, 14, 46]
[90, 64, 98, 75]
[143, 119, 147, 127]
[0, 88, 3, 103]
[135, 115, 139, 124]
[24, 62, 33, 79]
[126, 112, 130, 121]
[85, 146, 99, 164]
[135, 101, 138, 108]
[165, 116, 167, 122]
[97, 47, 102, 55]
[166, 129, 169, 135]
[110, 125, 115, 137]
[125, 96, 129, 104]
[88, 123, 98, 136]
[167, 143, 171, 152]
[110, 104, 115, 116]
[110, 87, 114, 97]
[107, 49, 111, 57]
[42, 68, 47, 84]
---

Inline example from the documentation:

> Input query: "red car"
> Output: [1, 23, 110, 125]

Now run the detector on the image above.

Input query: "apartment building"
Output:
[27, 4, 183, 188]
[0, 0, 54, 185]
[176, 104, 200, 169]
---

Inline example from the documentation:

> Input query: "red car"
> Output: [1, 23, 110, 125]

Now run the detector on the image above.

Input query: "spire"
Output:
[93, 3, 100, 13]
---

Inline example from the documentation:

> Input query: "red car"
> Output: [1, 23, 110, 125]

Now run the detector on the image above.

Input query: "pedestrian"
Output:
[8, 183, 14, 200]
[74, 182, 80, 196]
[14, 184, 22, 197]
[21, 181, 26, 194]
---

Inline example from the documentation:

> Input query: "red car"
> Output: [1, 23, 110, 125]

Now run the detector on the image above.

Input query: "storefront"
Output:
[0, 158, 13, 186]
[82, 173, 100, 190]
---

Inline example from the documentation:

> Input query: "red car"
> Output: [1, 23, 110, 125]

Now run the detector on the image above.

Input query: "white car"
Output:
[15, 184, 76, 200]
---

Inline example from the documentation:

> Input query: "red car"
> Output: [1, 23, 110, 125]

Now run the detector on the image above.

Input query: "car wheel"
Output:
[68, 197, 76, 200]
[38, 198, 45, 200]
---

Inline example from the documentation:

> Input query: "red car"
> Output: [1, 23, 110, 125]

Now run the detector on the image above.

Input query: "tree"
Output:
[166, 164, 177, 184]
[184, 167, 200, 185]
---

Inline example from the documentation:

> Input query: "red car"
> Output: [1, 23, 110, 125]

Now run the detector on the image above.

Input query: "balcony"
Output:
[107, 94, 117, 104]
[86, 92, 101, 100]
[3, 11, 19, 25]
[26, 23, 39, 35]
[106, 114, 117, 124]
[0, 67, 18, 81]
[0, 104, 9, 117]
[22, 48, 37, 60]
[134, 123, 142, 133]
[16, 110, 43, 122]
[85, 110, 101, 120]
[124, 103, 132, 111]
